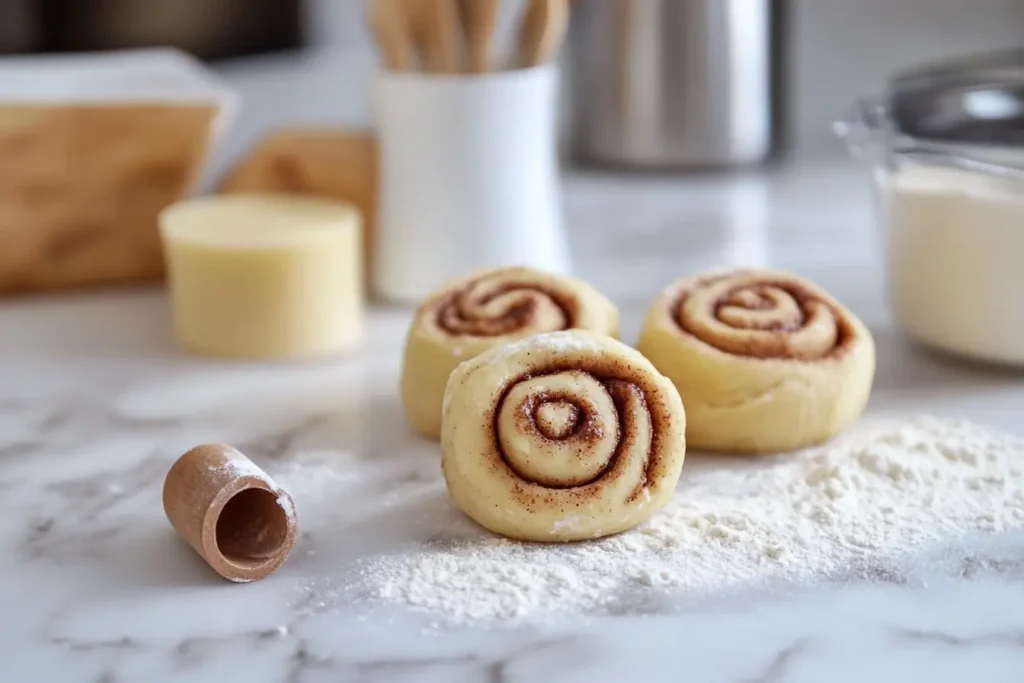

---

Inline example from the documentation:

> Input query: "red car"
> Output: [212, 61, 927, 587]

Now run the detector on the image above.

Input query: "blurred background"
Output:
[4, 0, 1024, 163]
[6, 0, 1024, 342]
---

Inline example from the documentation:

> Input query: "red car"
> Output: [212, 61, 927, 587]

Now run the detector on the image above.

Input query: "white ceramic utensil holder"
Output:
[372, 65, 571, 303]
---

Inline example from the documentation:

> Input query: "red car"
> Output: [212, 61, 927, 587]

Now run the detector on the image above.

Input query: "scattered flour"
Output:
[275, 493, 296, 523]
[268, 449, 359, 498]
[468, 330, 608, 366]
[209, 446, 309, 523]
[364, 417, 1024, 623]
[443, 330, 615, 416]
[210, 446, 268, 479]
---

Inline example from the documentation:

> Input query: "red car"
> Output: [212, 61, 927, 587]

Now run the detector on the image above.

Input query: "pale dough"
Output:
[636, 268, 875, 454]
[400, 266, 618, 439]
[441, 329, 686, 542]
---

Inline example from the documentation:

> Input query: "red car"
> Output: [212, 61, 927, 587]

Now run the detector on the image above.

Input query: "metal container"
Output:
[835, 50, 1024, 366]
[0, 0, 39, 53]
[39, 0, 303, 61]
[570, 0, 778, 169]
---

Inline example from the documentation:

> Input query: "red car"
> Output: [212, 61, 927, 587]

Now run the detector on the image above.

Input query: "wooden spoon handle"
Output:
[367, 0, 415, 71]
[457, 0, 500, 73]
[518, 0, 570, 68]
[414, 0, 462, 74]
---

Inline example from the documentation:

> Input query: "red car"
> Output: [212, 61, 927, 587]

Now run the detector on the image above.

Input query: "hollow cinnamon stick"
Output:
[162, 443, 297, 583]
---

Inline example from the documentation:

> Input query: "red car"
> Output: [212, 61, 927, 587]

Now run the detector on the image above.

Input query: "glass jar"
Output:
[836, 51, 1024, 366]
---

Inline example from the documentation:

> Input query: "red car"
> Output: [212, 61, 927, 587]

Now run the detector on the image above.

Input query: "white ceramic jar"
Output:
[372, 65, 571, 304]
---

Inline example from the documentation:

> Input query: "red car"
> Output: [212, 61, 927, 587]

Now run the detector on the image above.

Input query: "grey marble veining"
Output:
[4, 163, 1024, 682]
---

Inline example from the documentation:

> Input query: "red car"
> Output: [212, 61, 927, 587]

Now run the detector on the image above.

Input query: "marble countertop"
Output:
[5, 160, 1024, 683]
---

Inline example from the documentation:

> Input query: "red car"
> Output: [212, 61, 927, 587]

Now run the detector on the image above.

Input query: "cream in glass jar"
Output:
[882, 163, 1024, 364]
[837, 49, 1024, 365]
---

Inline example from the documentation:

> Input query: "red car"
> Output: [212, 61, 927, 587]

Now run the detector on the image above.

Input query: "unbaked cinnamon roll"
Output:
[637, 268, 875, 454]
[400, 267, 618, 438]
[441, 330, 686, 542]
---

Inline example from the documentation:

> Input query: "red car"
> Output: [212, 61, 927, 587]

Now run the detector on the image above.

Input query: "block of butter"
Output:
[159, 194, 364, 360]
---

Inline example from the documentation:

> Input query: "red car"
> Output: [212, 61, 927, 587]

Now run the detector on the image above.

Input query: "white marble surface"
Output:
[5, 163, 1024, 682]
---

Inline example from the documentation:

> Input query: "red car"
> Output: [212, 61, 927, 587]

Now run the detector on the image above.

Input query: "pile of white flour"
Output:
[364, 417, 1024, 623]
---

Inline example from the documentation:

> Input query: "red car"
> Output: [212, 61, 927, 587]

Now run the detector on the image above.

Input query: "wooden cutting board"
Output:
[0, 103, 216, 295]
[217, 127, 378, 277]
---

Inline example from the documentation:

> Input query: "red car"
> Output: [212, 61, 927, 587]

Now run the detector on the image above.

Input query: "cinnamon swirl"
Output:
[637, 268, 875, 453]
[441, 330, 686, 542]
[400, 267, 618, 438]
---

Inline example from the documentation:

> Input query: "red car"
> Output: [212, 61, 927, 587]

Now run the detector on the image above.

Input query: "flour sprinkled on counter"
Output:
[360, 417, 1024, 623]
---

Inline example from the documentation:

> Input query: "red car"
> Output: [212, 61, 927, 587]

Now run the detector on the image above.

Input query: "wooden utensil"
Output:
[412, 0, 462, 73]
[457, 0, 500, 73]
[218, 126, 379, 281]
[368, 0, 415, 71]
[517, 0, 569, 68]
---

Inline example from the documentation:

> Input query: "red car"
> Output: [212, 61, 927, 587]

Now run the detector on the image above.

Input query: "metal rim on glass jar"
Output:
[835, 48, 1024, 178]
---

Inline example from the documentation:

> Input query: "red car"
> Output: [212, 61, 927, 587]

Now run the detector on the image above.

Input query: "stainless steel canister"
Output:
[570, 0, 778, 169]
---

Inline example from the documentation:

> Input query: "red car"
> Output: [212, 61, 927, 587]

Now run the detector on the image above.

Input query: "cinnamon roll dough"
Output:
[400, 267, 619, 438]
[637, 268, 875, 454]
[441, 330, 686, 542]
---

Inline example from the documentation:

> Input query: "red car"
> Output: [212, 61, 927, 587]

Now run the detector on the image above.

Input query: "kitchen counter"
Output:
[6, 143, 1024, 680]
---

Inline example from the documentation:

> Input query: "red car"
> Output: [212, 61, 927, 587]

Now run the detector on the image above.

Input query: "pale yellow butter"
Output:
[159, 194, 364, 359]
